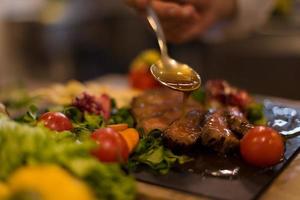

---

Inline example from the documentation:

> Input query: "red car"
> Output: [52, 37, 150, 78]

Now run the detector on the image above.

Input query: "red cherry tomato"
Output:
[240, 126, 284, 167]
[129, 68, 160, 90]
[39, 112, 73, 132]
[91, 128, 129, 163]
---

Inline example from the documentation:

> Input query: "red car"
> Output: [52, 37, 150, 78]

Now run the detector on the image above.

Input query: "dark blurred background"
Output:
[0, 0, 300, 99]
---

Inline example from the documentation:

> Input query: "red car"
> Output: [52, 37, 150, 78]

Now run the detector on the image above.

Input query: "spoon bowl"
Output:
[147, 6, 201, 92]
[150, 58, 201, 91]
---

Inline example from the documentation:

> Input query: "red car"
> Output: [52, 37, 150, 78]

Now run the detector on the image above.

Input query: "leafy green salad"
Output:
[0, 90, 191, 200]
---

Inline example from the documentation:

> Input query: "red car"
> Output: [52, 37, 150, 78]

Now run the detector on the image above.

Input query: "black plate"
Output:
[134, 100, 300, 200]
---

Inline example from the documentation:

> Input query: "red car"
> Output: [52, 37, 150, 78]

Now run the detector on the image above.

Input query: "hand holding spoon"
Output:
[146, 6, 201, 92]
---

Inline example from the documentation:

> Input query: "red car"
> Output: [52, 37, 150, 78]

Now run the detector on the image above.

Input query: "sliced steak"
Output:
[131, 88, 183, 121]
[132, 88, 204, 135]
[131, 89, 251, 153]
[137, 108, 182, 133]
[201, 111, 240, 153]
[164, 110, 204, 146]
[225, 107, 253, 139]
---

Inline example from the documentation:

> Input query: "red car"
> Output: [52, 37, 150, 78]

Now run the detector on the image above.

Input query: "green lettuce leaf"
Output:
[108, 108, 134, 128]
[246, 103, 267, 125]
[128, 131, 192, 174]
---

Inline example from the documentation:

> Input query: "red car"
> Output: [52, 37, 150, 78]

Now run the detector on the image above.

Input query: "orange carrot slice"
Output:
[107, 123, 128, 132]
[119, 128, 140, 153]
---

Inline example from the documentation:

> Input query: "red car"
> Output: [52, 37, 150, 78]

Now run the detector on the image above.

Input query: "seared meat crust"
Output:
[138, 108, 182, 133]
[201, 110, 239, 153]
[131, 89, 251, 153]
[165, 110, 204, 146]
[131, 89, 183, 121]
[225, 107, 253, 139]
[131, 88, 204, 134]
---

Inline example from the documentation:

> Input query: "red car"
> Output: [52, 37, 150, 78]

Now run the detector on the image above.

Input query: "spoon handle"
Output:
[146, 6, 168, 58]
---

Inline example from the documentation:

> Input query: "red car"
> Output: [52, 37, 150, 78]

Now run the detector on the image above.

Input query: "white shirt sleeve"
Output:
[204, 0, 276, 42]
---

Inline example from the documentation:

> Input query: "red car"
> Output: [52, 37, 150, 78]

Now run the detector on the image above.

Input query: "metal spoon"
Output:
[146, 6, 201, 92]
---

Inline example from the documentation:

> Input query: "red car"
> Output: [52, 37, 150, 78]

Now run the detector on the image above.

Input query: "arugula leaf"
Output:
[64, 106, 104, 129]
[72, 113, 105, 140]
[128, 131, 192, 174]
[110, 98, 117, 110]
[246, 103, 267, 125]
[83, 112, 105, 130]
[14, 105, 39, 125]
[191, 88, 206, 103]
[63, 106, 105, 139]
[63, 106, 83, 123]
[108, 108, 134, 127]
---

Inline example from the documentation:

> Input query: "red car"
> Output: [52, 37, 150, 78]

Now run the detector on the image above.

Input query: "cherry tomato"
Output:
[91, 128, 129, 163]
[129, 68, 160, 90]
[39, 112, 73, 132]
[240, 126, 284, 167]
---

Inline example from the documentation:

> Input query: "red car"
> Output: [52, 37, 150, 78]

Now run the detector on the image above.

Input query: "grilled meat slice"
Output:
[131, 89, 183, 133]
[225, 107, 253, 139]
[201, 110, 240, 153]
[137, 108, 182, 133]
[131, 88, 183, 121]
[131, 88, 204, 134]
[131, 88, 252, 153]
[164, 110, 203, 146]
